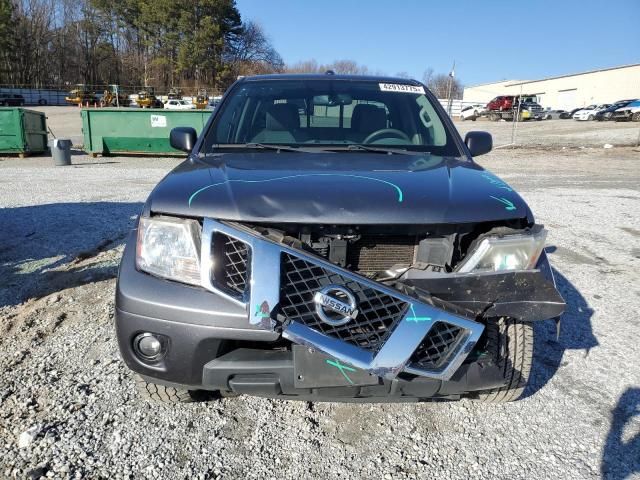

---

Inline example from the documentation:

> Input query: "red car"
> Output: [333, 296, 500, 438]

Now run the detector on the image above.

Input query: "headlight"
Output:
[136, 216, 202, 285]
[456, 229, 547, 273]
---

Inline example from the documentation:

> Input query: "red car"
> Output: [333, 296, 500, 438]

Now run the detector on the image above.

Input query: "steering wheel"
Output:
[363, 128, 411, 144]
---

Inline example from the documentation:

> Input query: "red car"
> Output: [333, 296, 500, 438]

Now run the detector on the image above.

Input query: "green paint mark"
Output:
[254, 301, 270, 319]
[326, 359, 357, 385]
[188, 174, 404, 207]
[406, 304, 433, 323]
[482, 174, 512, 192]
[490, 196, 517, 211]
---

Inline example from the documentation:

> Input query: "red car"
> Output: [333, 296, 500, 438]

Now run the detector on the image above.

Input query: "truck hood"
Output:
[148, 152, 531, 224]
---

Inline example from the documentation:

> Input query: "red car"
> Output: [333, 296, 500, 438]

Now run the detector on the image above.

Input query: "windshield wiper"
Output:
[214, 143, 325, 153]
[328, 144, 430, 156]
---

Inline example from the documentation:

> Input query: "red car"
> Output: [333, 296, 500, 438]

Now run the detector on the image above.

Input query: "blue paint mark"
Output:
[490, 196, 517, 211]
[326, 359, 357, 385]
[482, 174, 513, 192]
[188, 174, 404, 207]
[406, 304, 433, 323]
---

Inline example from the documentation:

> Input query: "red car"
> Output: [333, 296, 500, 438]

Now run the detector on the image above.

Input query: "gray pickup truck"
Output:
[115, 73, 565, 403]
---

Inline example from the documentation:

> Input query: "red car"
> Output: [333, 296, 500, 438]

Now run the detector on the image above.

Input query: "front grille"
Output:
[409, 322, 464, 370]
[280, 253, 408, 351]
[347, 235, 417, 274]
[211, 233, 250, 298]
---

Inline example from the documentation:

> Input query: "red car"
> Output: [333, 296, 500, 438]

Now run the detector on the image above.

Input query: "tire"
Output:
[588, 114, 594, 121]
[135, 374, 200, 403]
[473, 318, 533, 403]
[38, 98, 47, 106]
[632, 112, 640, 122]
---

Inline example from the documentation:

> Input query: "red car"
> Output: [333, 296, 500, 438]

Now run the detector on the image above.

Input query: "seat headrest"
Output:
[351, 104, 387, 134]
[266, 103, 300, 131]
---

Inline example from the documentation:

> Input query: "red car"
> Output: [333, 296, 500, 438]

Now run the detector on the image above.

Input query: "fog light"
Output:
[133, 333, 166, 361]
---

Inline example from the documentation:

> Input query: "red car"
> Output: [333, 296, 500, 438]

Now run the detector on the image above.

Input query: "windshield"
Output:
[202, 79, 459, 156]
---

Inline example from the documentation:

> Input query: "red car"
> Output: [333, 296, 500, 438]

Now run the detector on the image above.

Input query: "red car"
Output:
[486, 95, 515, 111]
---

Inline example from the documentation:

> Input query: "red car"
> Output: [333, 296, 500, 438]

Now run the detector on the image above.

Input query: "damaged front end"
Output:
[198, 218, 565, 389]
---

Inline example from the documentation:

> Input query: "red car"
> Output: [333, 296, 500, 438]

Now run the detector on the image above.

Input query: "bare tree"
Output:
[422, 67, 434, 86]
[226, 21, 284, 78]
[285, 58, 372, 75]
[285, 59, 321, 73]
[425, 73, 463, 99]
[328, 59, 369, 75]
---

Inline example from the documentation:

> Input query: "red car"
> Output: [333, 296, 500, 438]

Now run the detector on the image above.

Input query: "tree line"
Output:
[286, 60, 463, 99]
[0, 0, 462, 97]
[0, 0, 283, 92]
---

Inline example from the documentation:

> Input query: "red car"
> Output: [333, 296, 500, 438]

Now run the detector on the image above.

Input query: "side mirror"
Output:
[464, 131, 492, 157]
[170, 127, 197, 153]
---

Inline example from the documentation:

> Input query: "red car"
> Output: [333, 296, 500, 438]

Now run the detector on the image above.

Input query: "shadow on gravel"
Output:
[0, 201, 142, 307]
[602, 388, 640, 479]
[522, 267, 598, 399]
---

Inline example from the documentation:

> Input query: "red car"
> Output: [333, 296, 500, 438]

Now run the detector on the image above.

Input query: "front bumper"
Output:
[116, 221, 565, 400]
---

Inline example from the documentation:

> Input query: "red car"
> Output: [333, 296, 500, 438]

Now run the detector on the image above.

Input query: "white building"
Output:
[463, 63, 640, 110]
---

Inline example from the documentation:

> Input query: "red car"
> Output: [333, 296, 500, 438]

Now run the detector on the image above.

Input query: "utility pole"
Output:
[446, 61, 455, 116]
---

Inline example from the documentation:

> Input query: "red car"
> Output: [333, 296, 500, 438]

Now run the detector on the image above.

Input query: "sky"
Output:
[236, 0, 640, 86]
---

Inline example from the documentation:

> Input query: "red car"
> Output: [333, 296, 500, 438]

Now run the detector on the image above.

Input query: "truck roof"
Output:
[240, 73, 423, 85]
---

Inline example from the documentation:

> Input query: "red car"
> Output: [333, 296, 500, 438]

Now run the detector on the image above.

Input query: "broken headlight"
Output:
[136, 216, 202, 285]
[456, 229, 547, 273]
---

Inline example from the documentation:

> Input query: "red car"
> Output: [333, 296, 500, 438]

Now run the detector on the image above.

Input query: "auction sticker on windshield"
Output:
[379, 83, 425, 94]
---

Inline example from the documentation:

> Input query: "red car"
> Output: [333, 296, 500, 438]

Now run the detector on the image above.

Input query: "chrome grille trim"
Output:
[200, 219, 484, 381]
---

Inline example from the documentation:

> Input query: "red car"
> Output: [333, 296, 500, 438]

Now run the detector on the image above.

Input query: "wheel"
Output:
[588, 114, 594, 121]
[38, 99, 47, 106]
[632, 112, 640, 122]
[460, 116, 465, 121]
[473, 318, 533, 403]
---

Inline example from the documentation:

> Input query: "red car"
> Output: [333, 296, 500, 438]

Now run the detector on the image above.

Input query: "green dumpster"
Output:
[81, 108, 212, 156]
[0, 108, 48, 157]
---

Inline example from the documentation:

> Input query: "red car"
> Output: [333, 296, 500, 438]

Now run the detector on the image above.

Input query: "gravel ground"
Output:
[454, 116, 640, 148]
[1, 111, 640, 479]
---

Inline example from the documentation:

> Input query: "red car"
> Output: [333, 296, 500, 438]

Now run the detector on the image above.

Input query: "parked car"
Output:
[459, 104, 484, 121]
[611, 100, 640, 122]
[116, 73, 565, 404]
[486, 95, 514, 111]
[535, 109, 566, 120]
[206, 96, 223, 111]
[595, 100, 638, 121]
[561, 107, 582, 119]
[573, 104, 610, 121]
[164, 99, 195, 110]
[486, 95, 541, 121]
[0, 93, 26, 106]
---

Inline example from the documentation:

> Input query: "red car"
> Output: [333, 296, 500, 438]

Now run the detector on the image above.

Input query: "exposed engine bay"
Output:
[236, 220, 563, 323]
[245, 219, 530, 279]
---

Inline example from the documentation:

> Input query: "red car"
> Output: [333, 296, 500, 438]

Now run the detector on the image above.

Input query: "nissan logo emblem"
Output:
[313, 285, 359, 326]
